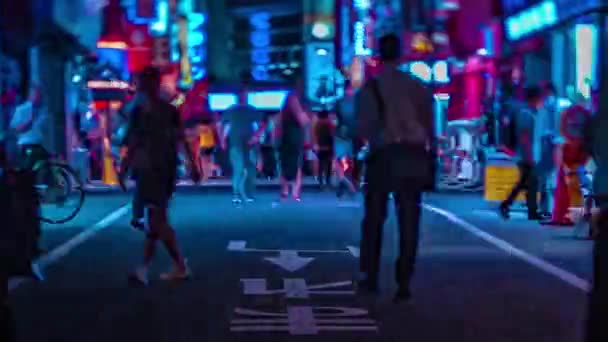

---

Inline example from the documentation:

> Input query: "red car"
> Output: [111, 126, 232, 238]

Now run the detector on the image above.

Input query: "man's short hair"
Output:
[525, 86, 543, 102]
[378, 34, 401, 62]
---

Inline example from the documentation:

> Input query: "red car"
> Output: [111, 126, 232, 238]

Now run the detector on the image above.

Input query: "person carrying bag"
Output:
[356, 33, 435, 303]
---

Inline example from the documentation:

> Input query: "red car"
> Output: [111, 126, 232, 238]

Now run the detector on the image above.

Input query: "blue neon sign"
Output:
[171, 12, 207, 87]
[505, 0, 557, 41]
[354, 21, 370, 56]
[250, 12, 271, 80]
[150, 0, 169, 36]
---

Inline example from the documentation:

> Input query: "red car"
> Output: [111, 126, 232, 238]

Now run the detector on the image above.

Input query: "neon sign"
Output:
[150, 0, 169, 36]
[354, 21, 370, 56]
[354, 0, 370, 10]
[505, 0, 557, 41]
[575, 24, 597, 99]
[250, 12, 271, 80]
[171, 12, 206, 87]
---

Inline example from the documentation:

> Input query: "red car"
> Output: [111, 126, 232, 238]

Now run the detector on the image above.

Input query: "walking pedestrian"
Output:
[277, 79, 310, 201]
[355, 34, 435, 302]
[220, 87, 265, 204]
[334, 124, 356, 197]
[313, 110, 334, 188]
[499, 86, 545, 221]
[119, 66, 200, 285]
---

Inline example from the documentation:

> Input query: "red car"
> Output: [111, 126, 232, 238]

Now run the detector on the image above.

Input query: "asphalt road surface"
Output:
[7, 189, 591, 342]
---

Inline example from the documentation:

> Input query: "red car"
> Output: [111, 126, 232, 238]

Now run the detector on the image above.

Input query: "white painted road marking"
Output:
[231, 306, 378, 334]
[227, 240, 358, 255]
[423, 204, 592, 292]
[8, 205, 130, 292]
[241, 278, 355, 298]
[265, 250, 315, 272]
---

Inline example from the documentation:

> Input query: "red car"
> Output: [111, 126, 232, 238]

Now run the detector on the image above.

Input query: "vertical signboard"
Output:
[305, 42, 336, 107]
[250, 12, 271, 81]
[340, 3, 352, 67]
[171, 12, 206, 88]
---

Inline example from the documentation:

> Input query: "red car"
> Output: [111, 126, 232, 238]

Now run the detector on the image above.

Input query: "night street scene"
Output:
[1, 0, 608, 341]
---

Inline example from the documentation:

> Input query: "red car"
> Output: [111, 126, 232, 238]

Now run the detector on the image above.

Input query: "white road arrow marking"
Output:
[226, 241, 358, 256]
[265, 251, 315, 272]
[346, 246, 360, 258]
[228, 240, 248, 251]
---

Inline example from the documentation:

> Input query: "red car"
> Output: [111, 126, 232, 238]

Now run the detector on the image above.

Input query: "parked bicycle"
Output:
[24, 145, 85, 224]
[1, 135, 85, 224]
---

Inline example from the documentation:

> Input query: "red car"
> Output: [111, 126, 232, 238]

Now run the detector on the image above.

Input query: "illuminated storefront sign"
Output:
[340, 4, 352, 66]
[505, 0, 557, 41]
[354, 21, 370, 56]
[150, 0, 169, 36]
[575, 24, 597, 99]
[401, 61, 450, 84]
[250, 12, 271, 80]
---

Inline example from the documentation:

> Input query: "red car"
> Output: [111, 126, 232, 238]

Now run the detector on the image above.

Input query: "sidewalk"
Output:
[426, 193, 594, 281]
[84, 176, 321, 193]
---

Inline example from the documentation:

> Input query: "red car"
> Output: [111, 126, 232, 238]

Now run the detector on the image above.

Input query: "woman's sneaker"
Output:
[160, 260, 192, 281]
[128, 266, 149, 286]
[130, 218, 146, 232]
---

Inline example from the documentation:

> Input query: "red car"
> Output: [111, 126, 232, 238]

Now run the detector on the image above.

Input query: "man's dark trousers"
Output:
[360, 184, 422, 289]
[502, 161, 539, 216]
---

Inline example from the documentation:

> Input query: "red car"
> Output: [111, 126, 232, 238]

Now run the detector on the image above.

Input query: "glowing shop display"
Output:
[208, 93, 238, 111]
[505, 0, 557, 41]
[247, 90, 289, 110]
[574, 24, 597, 99]
[250, 12, 271, 80]
[354, 21, 371, 56]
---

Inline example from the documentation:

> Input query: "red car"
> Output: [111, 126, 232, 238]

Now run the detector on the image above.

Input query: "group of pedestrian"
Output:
[116, 34, 436, 300]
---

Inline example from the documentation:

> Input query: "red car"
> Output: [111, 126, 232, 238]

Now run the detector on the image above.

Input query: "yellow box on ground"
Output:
[484, 163, 527, 202]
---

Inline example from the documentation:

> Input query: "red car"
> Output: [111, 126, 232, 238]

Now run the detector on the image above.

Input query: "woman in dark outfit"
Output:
[277, 83, 310, 201]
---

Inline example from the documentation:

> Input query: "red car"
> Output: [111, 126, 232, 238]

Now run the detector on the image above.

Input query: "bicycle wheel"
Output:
[34, 161, 85, 224]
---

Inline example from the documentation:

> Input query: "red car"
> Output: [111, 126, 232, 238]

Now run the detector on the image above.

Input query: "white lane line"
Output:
[423, 204, 592, 293]
[8, 205, 130, 292]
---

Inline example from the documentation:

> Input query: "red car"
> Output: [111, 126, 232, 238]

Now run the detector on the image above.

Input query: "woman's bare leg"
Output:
[280, 177, 290, 197]
[293, 168, 303, 199]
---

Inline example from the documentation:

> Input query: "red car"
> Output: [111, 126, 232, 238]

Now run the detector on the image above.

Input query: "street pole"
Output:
[0, 35, 4, 134]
